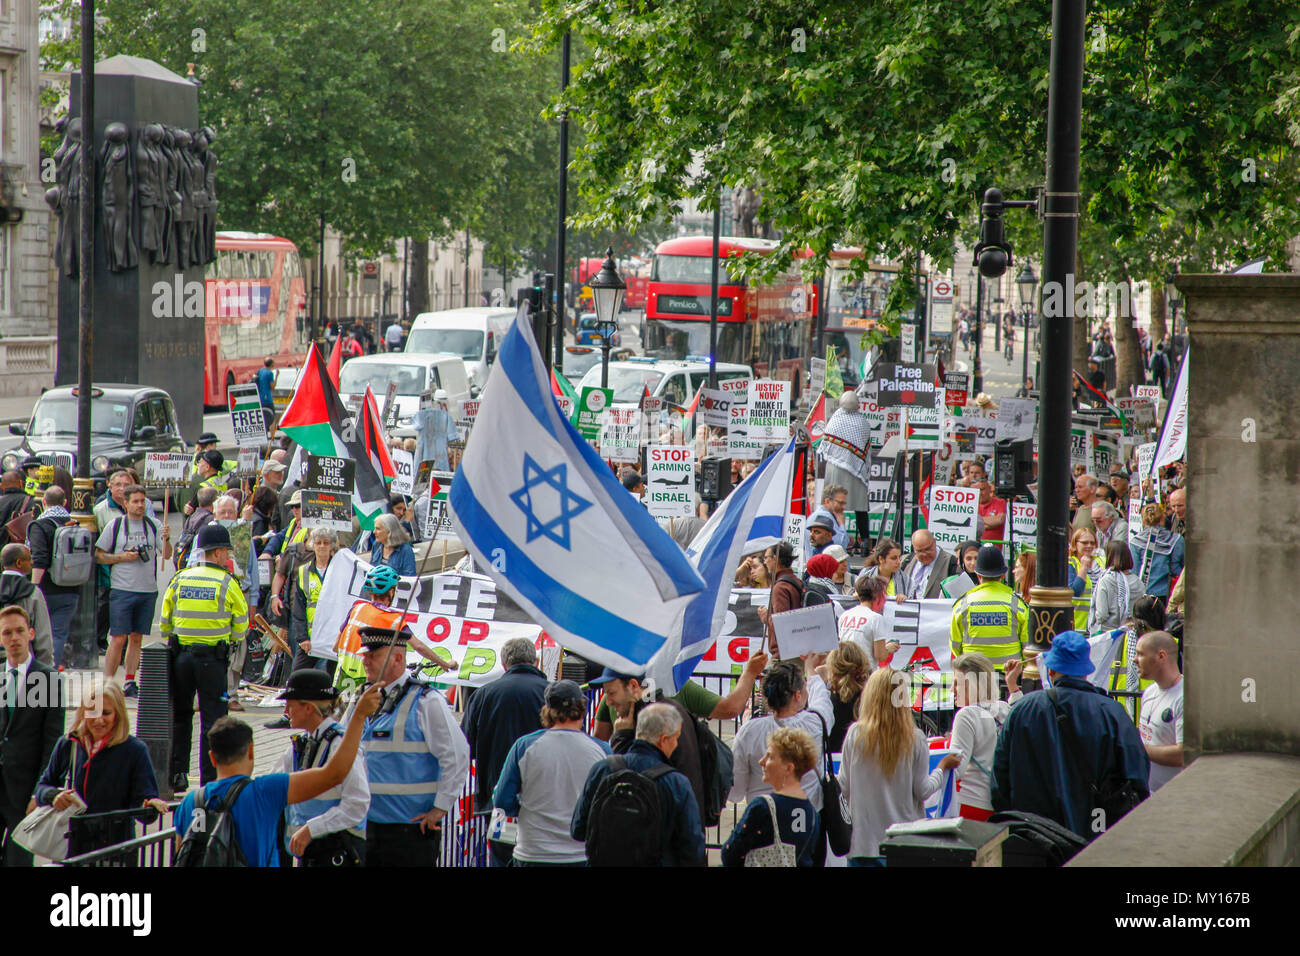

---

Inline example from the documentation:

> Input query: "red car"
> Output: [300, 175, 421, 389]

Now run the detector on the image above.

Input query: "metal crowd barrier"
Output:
[54, 804, 179, 868]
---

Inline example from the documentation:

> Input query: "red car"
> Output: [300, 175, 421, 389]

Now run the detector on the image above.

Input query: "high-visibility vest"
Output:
[1068, 556, 1093, 632]
[24, 477, 39, 497]
[284, 517, 309, 547]
[297, 562, 326, 635]
[285, 723, 365, 842]
[160, 562, 249, 646]
[362, 681, 441, 824]
[198, 472, 228, 494]
[950, 580, 1029, 670]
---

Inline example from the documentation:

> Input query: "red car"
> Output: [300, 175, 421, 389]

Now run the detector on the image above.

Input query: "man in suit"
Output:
[899, 530, 960, 600]
[0, 603, 64, 865]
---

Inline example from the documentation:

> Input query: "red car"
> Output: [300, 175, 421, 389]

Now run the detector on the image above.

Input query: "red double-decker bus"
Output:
[202, 232, 310, 407]
[644, 236, 815, 384]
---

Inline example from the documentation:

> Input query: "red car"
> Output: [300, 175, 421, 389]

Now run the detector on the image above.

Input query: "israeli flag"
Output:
[645, 438, 797, 693]
[450, 305, 705, 674]
[742, 444, 797, 552]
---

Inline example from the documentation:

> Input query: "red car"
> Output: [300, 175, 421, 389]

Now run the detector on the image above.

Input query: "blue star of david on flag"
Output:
[509, 454, 592, 550]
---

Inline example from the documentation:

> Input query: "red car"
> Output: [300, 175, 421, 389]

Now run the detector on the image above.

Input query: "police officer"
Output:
[950, 545, 1029, 673]
[358, 624, 470, 867]
[273, 669, 369, 867]
[20, 457, 42, 499]
[161, 522, 249, 790]
[195, 449, 229, 495]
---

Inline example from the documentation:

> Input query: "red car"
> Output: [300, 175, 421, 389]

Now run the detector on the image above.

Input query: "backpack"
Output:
[4, 496, 36, 545]
[174, 511, 212, 570]
[692, 715, 734, 828]
[802, 580, 832, 607]
[585, 756, 675, 867]
[175, 777, 251, 867]
[43, 519, 94, 587]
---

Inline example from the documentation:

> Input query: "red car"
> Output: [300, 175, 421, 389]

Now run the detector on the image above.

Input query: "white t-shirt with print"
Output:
[837, 605, 884, 667]
[1139, 679, 1184, 791]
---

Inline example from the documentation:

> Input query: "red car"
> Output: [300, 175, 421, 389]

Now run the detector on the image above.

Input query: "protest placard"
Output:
[301, 490, 352, 531]
[423, 499, 446, 541]
[1070, 425, 1092, 472]
[900, 323, 917, 363]
[747, 380, 790, 441]
[390, 448, 415, 495]
[927, 486, 979, 548]
[873, 362, 938, 408]
[575, 386, 612, 439]
[382, 381, 400, 429]
[770, 603, 839, 657]
[1011, 501, 1037, 539]
[556, 394, 574, 421]
[143, 452, 190, 488]
[457, 399, 480, 432]
[901, 396, 942, 450]
[944, 372, 969, 408]
[1116, 396, 1156, 429]
[996, 398, 1037, 442]
[1092, 432, 1119, 476]
[1134, 385, 1161, 402]
[303, 455, 355, 495]
[645, 444, 696, 518]
[1137, 441, 1157, 479]
[415, 459, 437, 494]
[227, 383, 266, 447]
[810, 357, 826, 397]
[697, 388, 731, 429]
[236, 447, 259, 478]
[600, 405, 642, 462]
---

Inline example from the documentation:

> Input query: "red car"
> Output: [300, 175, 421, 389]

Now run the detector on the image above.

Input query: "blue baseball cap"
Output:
[589, 667, 643, 687]
[1041, 631, 1094, 677]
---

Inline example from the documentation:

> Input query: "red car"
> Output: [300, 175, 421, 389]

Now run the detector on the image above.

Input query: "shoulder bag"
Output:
[815, 711, 853, 856]
[13, 738, 87, 861]
[743, 795, 799, 867]
[1047, 688, 1144, 831]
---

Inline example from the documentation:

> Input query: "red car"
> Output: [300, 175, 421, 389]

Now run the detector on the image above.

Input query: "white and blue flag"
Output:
[450, 305, 705, 674]
[646, 437, 797, 693]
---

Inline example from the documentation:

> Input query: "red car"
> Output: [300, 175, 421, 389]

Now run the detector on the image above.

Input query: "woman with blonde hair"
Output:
[927, 653, 1010, 821]
[826, 641, 870, 752]
[837, 667, 934, 866]
[32, 680, 168, 856]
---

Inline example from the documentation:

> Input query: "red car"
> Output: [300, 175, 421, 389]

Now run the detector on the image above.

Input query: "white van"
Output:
[405, 307, 515, 394]
[337, 352, 471, 426]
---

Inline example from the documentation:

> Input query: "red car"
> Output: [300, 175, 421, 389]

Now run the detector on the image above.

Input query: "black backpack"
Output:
[585, 756, 675, 867]
[692, 716, 734, 828]
[175, 778, 251, 867]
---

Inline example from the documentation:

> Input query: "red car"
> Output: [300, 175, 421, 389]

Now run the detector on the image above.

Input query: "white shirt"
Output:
[908, 558, 933, 599]
[837, 605, 885, 667]
[924, 700, 1009, 811]
[385, 323, 403, 347]
[3, 651, 31, 707]
[1139, 679, 1184, 792]
[728, 675, 833, 811]
[359, 672, 471, 814]
[273, 718, 371, 839]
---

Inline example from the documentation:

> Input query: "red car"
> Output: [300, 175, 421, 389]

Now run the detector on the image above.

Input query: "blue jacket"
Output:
[992, 676, 1150, 839]
[256, 367, 275, 406]
[461, 664, 548, 804]
[1129, 528, 1184, 599]
[570, 739, 706, 866]
[369, 540, 417, 577]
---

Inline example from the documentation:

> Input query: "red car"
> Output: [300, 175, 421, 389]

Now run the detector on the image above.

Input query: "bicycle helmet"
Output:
[363, 564, 401, 594]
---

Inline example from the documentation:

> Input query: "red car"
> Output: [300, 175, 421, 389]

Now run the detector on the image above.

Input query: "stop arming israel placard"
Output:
[645, 444, 696, 518]
[599, 405, 642, 462]
[719, 377, 755, 459]
[1011, 502, 1037, 539]
[747, 379, 790, 441]
[143, 452, 190, 487]
[926, 486, 979, 548]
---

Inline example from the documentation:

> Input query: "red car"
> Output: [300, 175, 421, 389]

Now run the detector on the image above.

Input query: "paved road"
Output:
[957, 321, 1039, 401]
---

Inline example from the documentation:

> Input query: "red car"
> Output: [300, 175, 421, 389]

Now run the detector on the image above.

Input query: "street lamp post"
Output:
[1025, 0, 1088, 690]
[588, 247, 626, 389]
[972, 271, 984, 395]
[1017, 263, 1037, 393]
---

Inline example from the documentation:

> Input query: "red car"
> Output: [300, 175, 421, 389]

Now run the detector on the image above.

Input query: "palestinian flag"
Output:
[804, 391, 827, 447]
[902, 414, 942, 449]
[1073, 370, 1133, 432]
[360, 386, 398, 489]
[550, 368, 578, 420]
[326, 334, 343, 389]
[279, 343, 393, 529]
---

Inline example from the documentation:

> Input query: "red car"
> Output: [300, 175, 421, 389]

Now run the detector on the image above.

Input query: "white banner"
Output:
[309, 551, 543, 688]
[1151, 349, 1188, 475]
